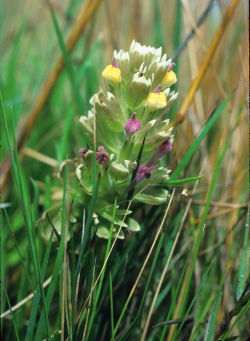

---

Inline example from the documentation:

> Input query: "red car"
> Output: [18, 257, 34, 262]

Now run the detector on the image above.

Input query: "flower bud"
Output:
[124, 112, 141, 136]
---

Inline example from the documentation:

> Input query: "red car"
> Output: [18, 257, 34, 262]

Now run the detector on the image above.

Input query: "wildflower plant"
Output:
[39, 41, 178, 240]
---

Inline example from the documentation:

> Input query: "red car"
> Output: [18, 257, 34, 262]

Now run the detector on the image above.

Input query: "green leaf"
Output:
[127, 218, 140, 232]
[157, 174, 204, 186]
[136, 189, 169, 205]
[96, 226, 111, 239]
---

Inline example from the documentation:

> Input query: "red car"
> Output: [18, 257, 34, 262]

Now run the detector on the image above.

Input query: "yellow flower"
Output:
[102, 65, 121, 84]
[147, 92, 167, 109]
[162, 71, 177, 88]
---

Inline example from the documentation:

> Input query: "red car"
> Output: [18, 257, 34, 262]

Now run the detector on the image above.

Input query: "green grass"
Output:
[1, 0, 248, 340]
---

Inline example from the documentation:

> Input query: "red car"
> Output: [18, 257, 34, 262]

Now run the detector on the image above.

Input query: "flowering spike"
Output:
[147, 139, 172, 167]
[96, 146, 109, 165]
[124, 112, 141, 136]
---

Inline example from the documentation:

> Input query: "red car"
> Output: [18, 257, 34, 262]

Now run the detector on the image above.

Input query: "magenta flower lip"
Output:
[112, 58, 119, 68]
[147, 139, 172, 167]
[153, 84, 162, 94]
[137, 164, 158, 179]
[124, 112, 142, 135]
[168, 62, 176, 72]
[126, 163, 158, 193]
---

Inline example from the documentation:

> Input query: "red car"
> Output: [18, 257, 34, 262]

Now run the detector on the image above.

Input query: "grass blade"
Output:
[34, 160, 68, 341]
[218, 102, 245, 170]
[118, 227, 166, 341]
[204, 291, 223, 341]
[1, 94, 51, 340]
[25, 232, 54, 340]
[77, 197, 117, 340]
[159, 239, 195, 340]
[236, 204, 249, 301]
[158, 174, 204, 186]
[170, 93, 232, 181]
[110, 273, 115, 341]
[49, 4, 82, 114]
[2, 201, 35, 298]
[76, 37, 102, 86]
[176, 261, 213, 337]
[221, 296, 250, 341]
[60, 104, 74, 160]
[171, 141, 222, 340]
[3, 285, 21, 341]
[11, 109, 52, 341]
[74, 178, 99, 279]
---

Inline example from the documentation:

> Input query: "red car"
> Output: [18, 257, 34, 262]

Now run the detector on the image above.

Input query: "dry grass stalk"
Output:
[22, 148, 58, 167]
[174, 0, 240, 125]
[1, 0, 103, 195]
[75, 184, 151, 325]
[141, 168, 202, 340]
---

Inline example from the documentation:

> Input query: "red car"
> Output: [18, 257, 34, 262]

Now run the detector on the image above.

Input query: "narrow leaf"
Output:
[236, 204, 249, 300]
[170, 93, 232, 181]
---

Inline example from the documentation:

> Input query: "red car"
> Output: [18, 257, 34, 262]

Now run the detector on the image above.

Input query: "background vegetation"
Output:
[0, 0, 249, 340]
